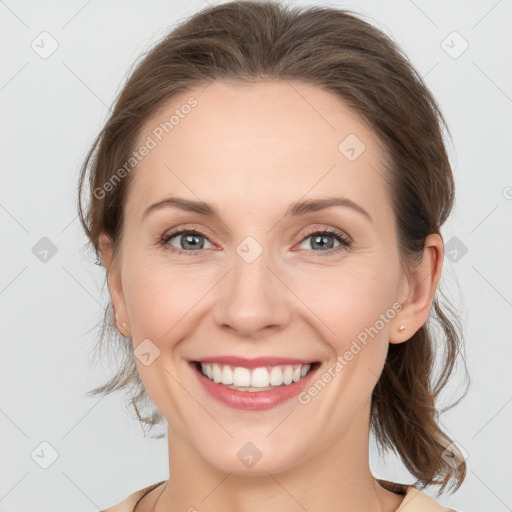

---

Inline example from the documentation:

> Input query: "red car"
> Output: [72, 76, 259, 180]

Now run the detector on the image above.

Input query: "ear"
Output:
[389, 233, 444, 344]
[98, 232, 131, 338]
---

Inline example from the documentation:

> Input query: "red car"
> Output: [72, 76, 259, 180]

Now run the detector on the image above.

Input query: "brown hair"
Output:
[78, 0, 469, 494]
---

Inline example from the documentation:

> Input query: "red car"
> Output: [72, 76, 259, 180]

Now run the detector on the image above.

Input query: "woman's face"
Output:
[101, 80, 440, 475]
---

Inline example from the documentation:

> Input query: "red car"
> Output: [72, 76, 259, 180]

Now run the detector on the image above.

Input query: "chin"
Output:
[197, 440, 306, 476]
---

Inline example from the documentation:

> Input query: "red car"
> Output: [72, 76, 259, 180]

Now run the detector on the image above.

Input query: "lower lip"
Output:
[190, 362, 320, 411]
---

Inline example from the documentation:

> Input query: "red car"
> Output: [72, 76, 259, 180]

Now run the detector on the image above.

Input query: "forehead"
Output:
[126, 80, 390, 220]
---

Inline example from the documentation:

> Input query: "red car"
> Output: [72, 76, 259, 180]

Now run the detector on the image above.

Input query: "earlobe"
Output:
[389, 234, 444, 344]
[112, 302, 131, 338]
[389, 323, 411, 344]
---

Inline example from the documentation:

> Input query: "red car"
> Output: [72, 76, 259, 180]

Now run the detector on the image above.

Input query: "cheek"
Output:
[290, 264, 400, 416]
[291, 261, 399, 356]
[122, 258, 216, 343]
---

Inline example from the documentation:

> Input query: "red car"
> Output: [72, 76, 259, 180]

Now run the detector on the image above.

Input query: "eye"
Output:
[159, 226, 352, 256]
[296, 227, 352, 255]
[161, 228, 213, 256]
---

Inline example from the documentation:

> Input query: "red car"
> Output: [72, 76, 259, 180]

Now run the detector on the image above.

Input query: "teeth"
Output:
[251, 367, 269, 387]
[221, 365, 233, 385]
[269, 366, 283, 386]
[283, 365, 293, 385]
[233, 367, 251, 387]
[199, 362, 312, 389]
[212, 364, 222, 383]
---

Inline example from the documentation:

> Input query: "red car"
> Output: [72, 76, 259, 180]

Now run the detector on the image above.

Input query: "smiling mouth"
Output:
[192, 361, 321, 391]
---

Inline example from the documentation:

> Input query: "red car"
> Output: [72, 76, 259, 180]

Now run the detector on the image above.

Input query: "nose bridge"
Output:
[213, 233, 291, 335]
[231, 233, 277, 305]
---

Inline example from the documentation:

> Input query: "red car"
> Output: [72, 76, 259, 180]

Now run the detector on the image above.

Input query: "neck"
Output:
[151, 406, 404, 512]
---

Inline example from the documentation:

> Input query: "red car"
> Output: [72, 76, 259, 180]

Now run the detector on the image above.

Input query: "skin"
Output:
[99, 80, 443, 512]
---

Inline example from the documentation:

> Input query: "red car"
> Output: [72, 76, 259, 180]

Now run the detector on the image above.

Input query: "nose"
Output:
[212, 246, 292, 339]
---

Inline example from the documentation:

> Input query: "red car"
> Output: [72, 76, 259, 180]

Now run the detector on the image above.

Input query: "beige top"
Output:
[101, 479, 458, 512]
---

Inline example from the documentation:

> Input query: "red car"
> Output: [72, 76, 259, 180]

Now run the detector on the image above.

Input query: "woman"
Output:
[77, 2, 468, 510]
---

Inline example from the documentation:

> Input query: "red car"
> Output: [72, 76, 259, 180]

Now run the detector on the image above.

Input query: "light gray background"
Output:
[1, 0, 511, 511]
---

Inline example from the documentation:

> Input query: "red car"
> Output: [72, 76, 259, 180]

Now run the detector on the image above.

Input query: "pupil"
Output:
[183, 234, 202, 250]
[185, 235, 198, 249]
[313, 234, 333, 250]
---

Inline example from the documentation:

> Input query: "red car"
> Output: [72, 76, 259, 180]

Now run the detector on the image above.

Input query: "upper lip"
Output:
[191, 356, 317, 369]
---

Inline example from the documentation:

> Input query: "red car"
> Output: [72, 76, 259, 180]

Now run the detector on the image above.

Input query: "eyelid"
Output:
[298, 224, 352, 243]
[161, 223, 216, 242]
[161, 224, 350, 244]
[160, 222, 353, 256]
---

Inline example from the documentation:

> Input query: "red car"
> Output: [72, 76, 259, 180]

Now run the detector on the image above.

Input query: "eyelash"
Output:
[159, 226, 352, 257]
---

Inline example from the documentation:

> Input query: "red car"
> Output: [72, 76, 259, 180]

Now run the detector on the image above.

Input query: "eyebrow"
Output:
[142, 196, 373, 223]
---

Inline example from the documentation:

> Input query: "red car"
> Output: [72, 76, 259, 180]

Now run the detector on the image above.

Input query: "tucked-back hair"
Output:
[78, 0, 469, 494]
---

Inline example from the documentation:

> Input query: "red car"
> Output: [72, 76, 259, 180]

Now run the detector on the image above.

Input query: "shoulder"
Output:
[398, 485, 459, 511]
[377, 479, 458, 511]
[101, 481, 166, 512]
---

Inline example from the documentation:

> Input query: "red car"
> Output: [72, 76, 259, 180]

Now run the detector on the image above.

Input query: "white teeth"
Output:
[283, 365, 293, 385]
[251, 367, 269, 387]
[233, 366, 251, 387]
[199, 362, 313, 388]
[212, 363, 222, 383]
[269, 366, 283, 386]
[221, 365, 234, 385]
